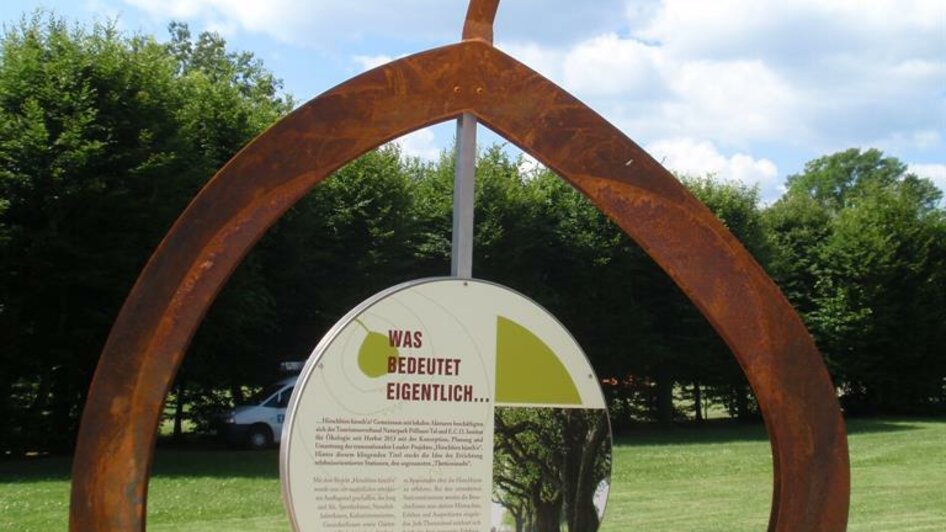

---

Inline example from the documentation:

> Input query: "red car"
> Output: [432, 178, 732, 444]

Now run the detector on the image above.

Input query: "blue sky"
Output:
[3, 0, 945, 201]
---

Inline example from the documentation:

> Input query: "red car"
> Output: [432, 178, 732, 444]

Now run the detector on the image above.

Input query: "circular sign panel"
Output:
[281, 278, 612, 531]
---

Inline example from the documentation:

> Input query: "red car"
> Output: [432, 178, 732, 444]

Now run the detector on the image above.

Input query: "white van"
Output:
[221, 376, 296, 449]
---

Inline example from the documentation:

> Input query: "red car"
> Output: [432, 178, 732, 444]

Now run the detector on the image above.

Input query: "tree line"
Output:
[1, 14, 943, 453]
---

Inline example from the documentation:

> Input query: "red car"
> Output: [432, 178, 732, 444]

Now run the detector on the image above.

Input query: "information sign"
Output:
[281, 278, 612, 531]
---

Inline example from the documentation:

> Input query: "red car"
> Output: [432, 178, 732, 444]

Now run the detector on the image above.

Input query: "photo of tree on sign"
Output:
[491, 407, 611, 532]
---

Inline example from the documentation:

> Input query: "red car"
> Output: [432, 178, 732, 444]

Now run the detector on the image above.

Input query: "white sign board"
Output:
[281, 278, 612, 531]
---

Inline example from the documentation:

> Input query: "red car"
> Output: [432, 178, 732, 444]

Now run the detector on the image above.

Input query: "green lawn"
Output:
[1, 418, 943, 531]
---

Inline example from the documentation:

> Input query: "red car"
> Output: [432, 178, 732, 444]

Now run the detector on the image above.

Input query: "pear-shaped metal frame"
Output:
[70, 1, 849, 530]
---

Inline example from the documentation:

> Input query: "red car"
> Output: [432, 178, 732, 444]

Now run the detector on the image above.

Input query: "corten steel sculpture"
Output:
[70, 1, 850, 530]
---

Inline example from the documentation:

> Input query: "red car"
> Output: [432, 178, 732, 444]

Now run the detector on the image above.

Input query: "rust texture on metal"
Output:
[70, 1, 849, 530]
[462, 0, 500, 43]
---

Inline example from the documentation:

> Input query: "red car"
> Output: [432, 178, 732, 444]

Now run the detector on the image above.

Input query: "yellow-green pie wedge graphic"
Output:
[355, 321, 398, 378]
[495, 316, 581, 405]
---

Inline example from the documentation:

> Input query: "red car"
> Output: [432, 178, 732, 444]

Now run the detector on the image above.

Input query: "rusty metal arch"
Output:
[70, 2, 849, 530]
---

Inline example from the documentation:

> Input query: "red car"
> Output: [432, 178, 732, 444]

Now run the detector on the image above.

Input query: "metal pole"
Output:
[451, 113, 477, 278]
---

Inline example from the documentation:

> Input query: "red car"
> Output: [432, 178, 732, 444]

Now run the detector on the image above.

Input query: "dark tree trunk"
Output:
[734, 384, 750, 422]
[561, 411, 582, 529]
[173, 380, 185, 442]
[49, 372, 80, 451]
[28, 372, 50, 416]
[230, 384, 245, 405]
[532, 497, 562, 532]
[656, 367, 674, 426]
[693, 381, 703, 422]
[569, 413, 607, 531]
[506, 503, 524, 532]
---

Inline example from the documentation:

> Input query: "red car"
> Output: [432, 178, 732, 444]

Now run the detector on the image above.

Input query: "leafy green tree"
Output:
[466, 156, 772, 425]
[404, 148, 453, 276]
[0, 13, 290, 451]
[166, 21, 293, 438]
[472, 145, 558, 300]
[764, 193, 832, 317]
[783, 148, 908, 211]
[0, 14, 188, 450]
[767, 148, 945, 414]
[810, 182, 944, 412]
[256, 145, 419, 360]
[4, 8, 942, 454]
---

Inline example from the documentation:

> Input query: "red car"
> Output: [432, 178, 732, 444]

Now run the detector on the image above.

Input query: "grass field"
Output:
[1, 418, 943, 531]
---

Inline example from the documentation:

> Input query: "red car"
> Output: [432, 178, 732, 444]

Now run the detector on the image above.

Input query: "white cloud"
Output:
[122, 0, 468, 47]
[353, 54, 395, 71]
[499, 0, 943, 174]
[667, 59, 800, 143]
[125, 0, 208, 20]
[634, 0, 946, 149]
[638, 0, 945, 61]
[502, 40, 800, 147]
[496, 41, 564, 83]
[562, 33, 662, 97]
[873, 130, 944, 156]
[646, 137, 780, 199]
[517, 152, 545, 177]
[204, 18, 238, 38]
[115, 0, 945, 192]
[511, 28, 803, 146]
[84, 0, 122, 21]
[121, 0, 634, 49]
[909, 163, 946, 195]
[391, 127, 440, 161]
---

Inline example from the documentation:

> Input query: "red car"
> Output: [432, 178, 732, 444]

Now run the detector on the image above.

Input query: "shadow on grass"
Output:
[0, 454, 72, 482]
[845, 417, 929, 435]
[0, 447, 280, 483]
[150, 448, 279, 479]
[614, 417, 930, 447]
[614, 420, 768, 447]
[3, 418, 938, 482]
